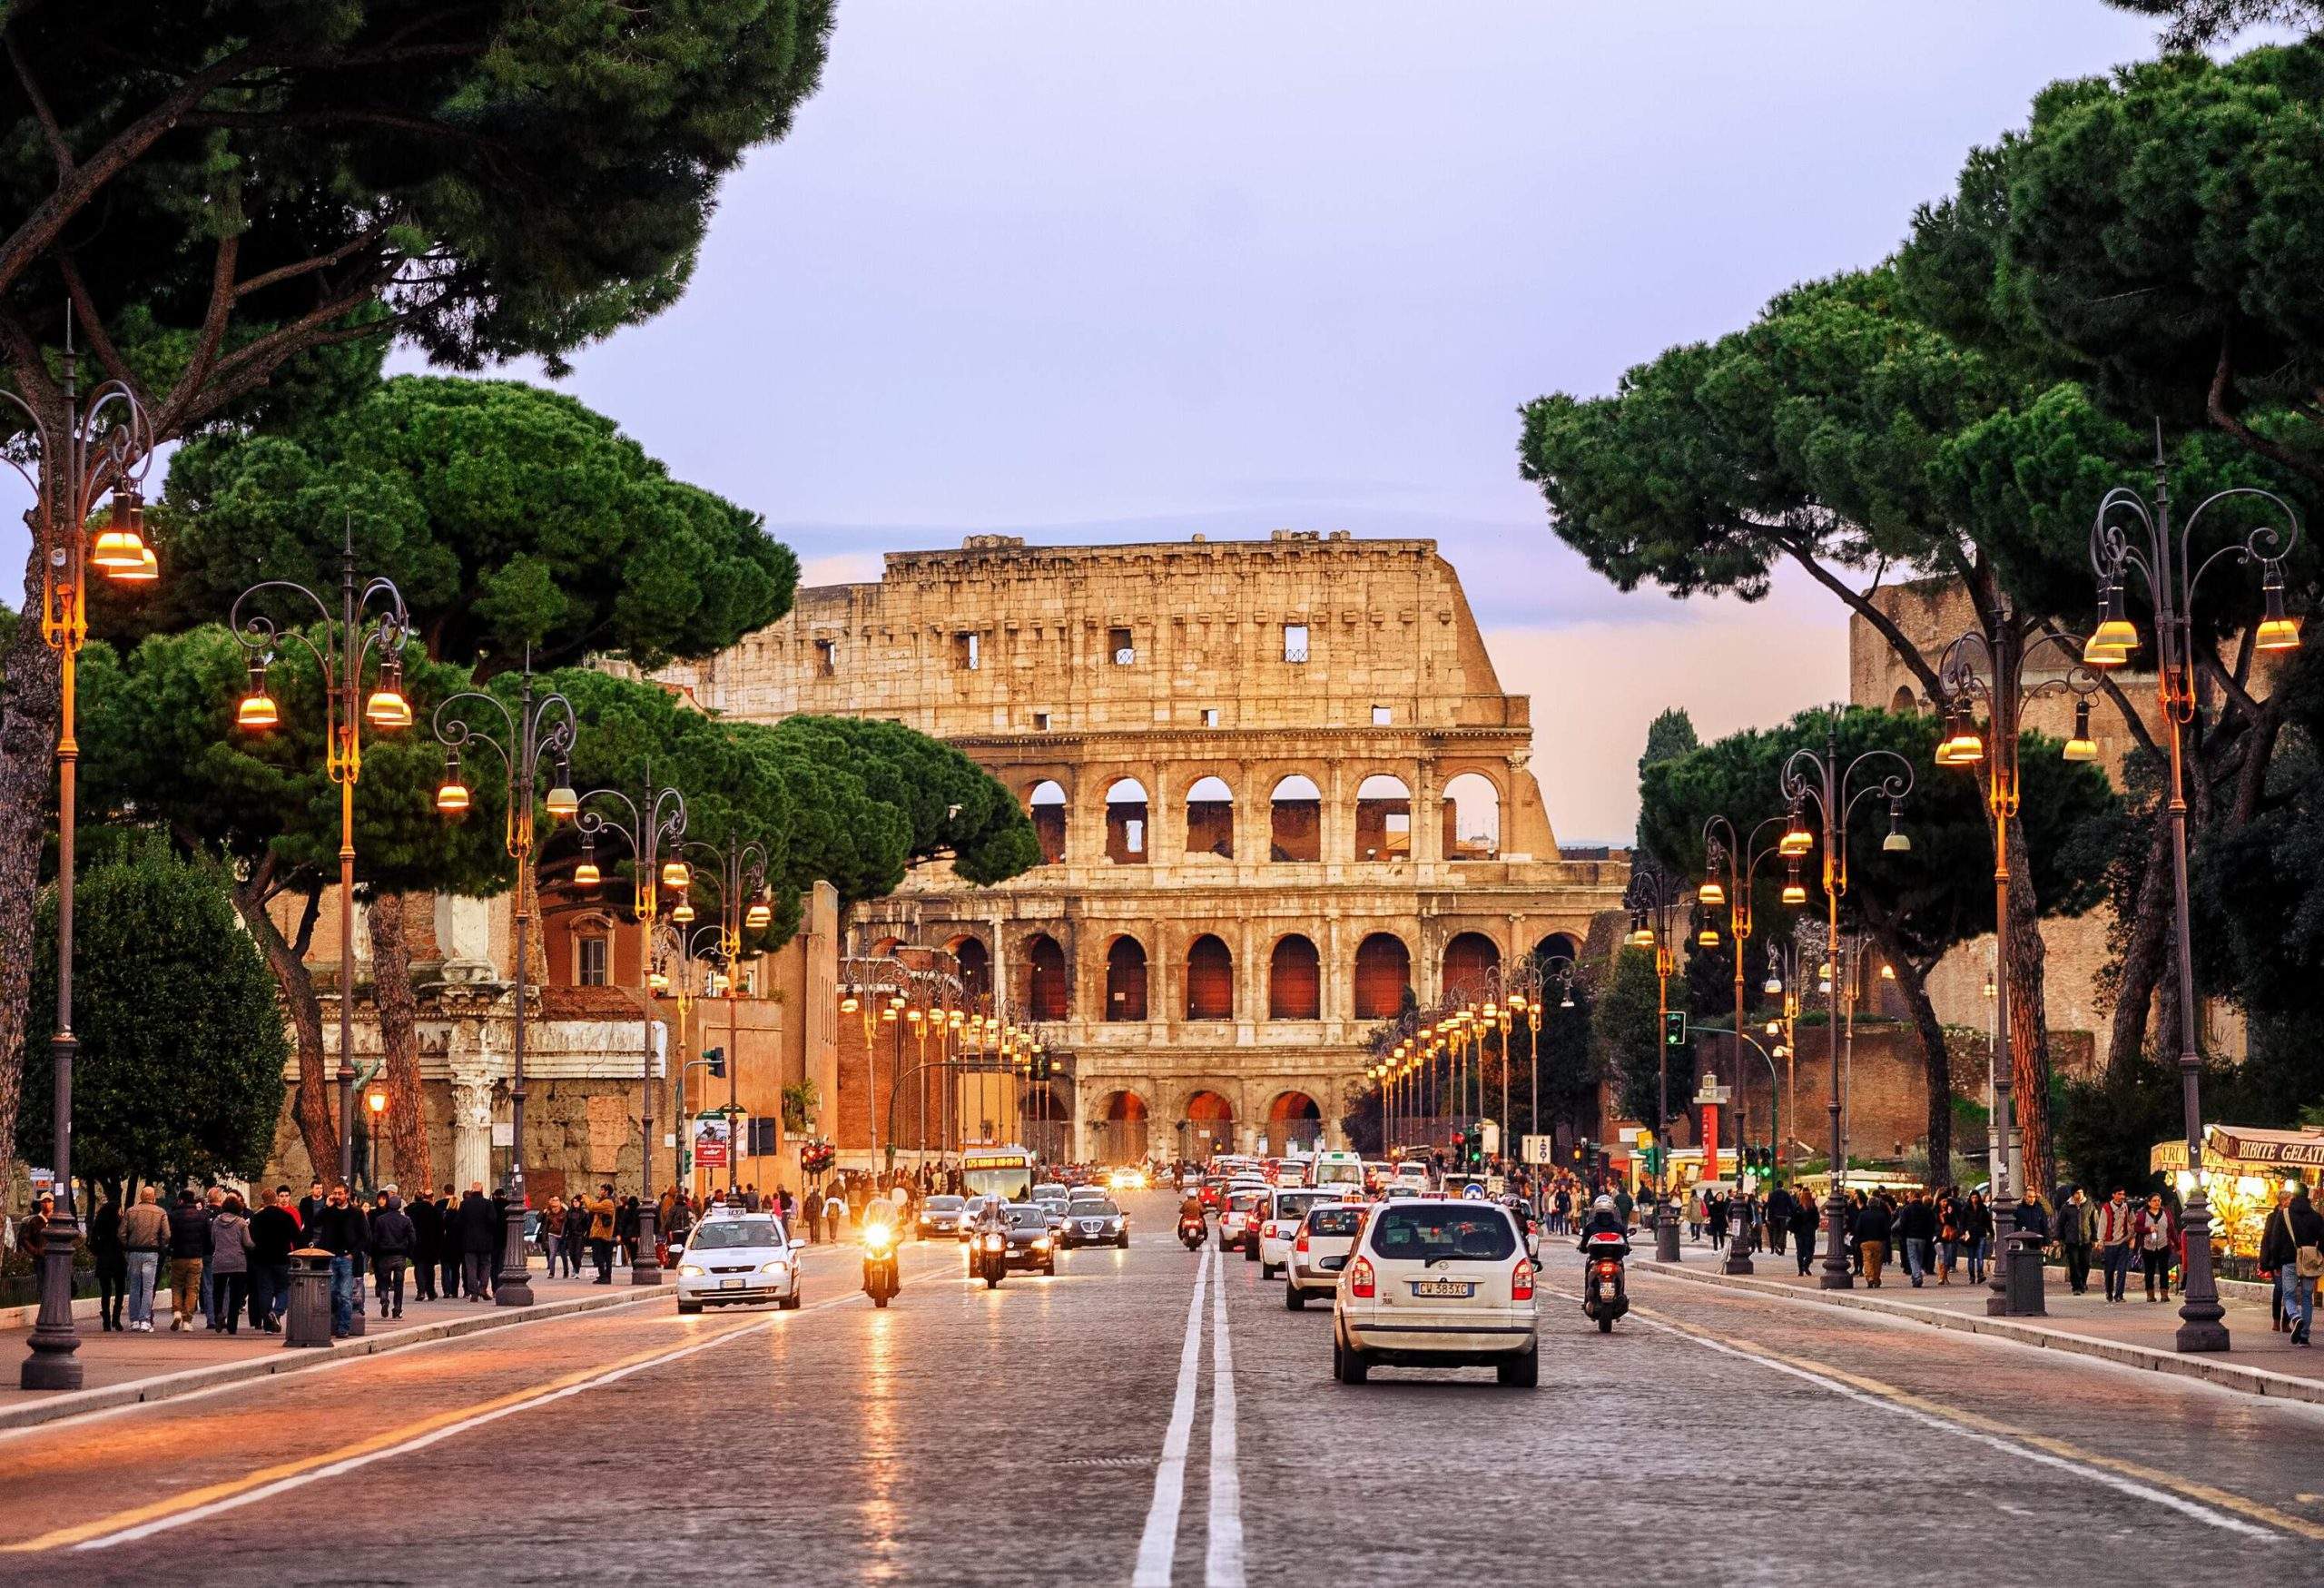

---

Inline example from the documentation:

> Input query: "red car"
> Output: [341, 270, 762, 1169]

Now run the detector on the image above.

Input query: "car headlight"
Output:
[761, 1259, 789, 1274]
[1032, 1238, 1050, 1250]
[679, 1264, 705, 1277]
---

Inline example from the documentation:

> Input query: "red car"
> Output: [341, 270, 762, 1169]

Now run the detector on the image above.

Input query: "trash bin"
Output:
[2004, 1236, 2048, 1317]
[284, 1248, 336, 1349]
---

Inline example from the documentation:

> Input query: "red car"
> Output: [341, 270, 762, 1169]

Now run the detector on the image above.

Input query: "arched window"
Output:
[1267, 1091, 1324, 1152]
[1443, 931, 1502, 994]
[1185, 775, 1235, 859]
[1106, 936, 1149, 1021]
[1354, 774, 1412, 861]
[1026, 933, 1068, 1021]
[1270, 774, 1322, 863]
[1105, 778, 1149, 865]
[1442, 772, 1501, 861]
[1029, 780, 1068, 865]
[1354, 933, 1411, 1020]
[1183, 1090, 1236, 1158]
[1268, 934, 1321, 1020]
[1099, 1091, 1150, 1164]
[1531, 933, 1580, 972]
[1889, 685, 1916, 715]
[952, 936, 991, 999]
[1186, 934, 1234, 1021]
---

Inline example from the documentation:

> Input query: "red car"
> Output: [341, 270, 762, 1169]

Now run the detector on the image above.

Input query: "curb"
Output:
[1635, 1258, 2324, 1409]
[0, 1283, 673, 1434]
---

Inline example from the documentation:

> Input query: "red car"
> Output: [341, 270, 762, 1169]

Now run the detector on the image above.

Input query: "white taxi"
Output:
[1284, 1202, 1365, 1309]
[675, 1213, 803, 1315]
[1331, 1200, 1536, 1386]
[1254, 1187, 1339, 1278]
[1217, 1187, 1268, 1253]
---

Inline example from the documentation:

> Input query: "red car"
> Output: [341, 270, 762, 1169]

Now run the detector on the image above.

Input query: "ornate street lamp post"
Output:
[1624, 863, 1687, 1262]
[572, 773, 687, 1285]
[431, 656, 578, 1307]
[681, 834, 772, 1188]
[233, 523, 411, 1252]
[1929, 625, 2102, 1317]
[655, 922, 727, 1198]
[1778, 715, 1914, 1291]
[5, 334, 155, 1390]
[1699, 814, 1788, 1277]
[2084, 447, 2303, 1353]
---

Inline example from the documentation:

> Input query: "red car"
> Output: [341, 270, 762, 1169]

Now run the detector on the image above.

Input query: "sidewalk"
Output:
[1636, 1243, 2324, 1406]
[0, 1265, 669, 1432]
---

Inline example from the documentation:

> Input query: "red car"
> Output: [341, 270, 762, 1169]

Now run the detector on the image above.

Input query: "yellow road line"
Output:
[1634, 1300, 2324, 1542]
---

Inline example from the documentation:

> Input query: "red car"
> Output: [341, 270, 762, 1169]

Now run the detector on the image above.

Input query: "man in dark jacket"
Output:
[166, 1189, 212, 1332]
[454, 1184, 499, 1302]
[409, 1189, 443, 1303]
[1896, 1190, 1938, 1287]
[370, 1195, 417, 1318]
[1854, 1194, 1895, 1287]
[247, 1188, 300, 1332]
[305, 1185, 362, 1337]
[436, 1185, 462, 1298]
[2283, 1187, 2324, 1345]
[1766, 1185, 1794, 1257]
[1788, 1190, 1820, 1276]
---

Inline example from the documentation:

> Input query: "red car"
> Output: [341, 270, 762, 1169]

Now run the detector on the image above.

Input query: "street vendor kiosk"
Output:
[2151, 1125, 2324, 1260]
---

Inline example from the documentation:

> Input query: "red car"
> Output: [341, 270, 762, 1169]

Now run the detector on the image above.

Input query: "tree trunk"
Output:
[366, 892, 431, 1192]
[2108, 818, 2175, 1073]
[236, 880, 338, 1179]
[2004, 822, 2057, 1201]
[0, 538, 65, 1208]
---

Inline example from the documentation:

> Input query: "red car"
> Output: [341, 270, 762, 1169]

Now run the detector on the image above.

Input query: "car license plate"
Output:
[1410, 1278, 1475, 1298]
[719, 1277, 744, 1290]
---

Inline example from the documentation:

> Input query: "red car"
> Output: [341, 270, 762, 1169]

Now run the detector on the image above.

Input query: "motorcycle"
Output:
[973, 1228, 1008, 1288]
[862, 1220, 901, 1308]
[1179, 1212, 1206, 1251]
[1581, 1228, 1631, 1333]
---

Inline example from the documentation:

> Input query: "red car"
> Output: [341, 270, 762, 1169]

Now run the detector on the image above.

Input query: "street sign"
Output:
[1521, 1134, 1553, 1166]
[1460, 1181, 1485, 1200]
[1485, 1175, 1506, 1196]
[490, 1122, 515, 1148]
[692, 1113, 733, 1169]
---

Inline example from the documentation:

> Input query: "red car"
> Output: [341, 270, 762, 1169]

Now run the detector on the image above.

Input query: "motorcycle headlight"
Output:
[678, 1264, 705, 1277]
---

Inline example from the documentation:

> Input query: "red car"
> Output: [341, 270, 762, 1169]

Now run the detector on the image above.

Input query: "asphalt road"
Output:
[2, 1189, 2319, 1586]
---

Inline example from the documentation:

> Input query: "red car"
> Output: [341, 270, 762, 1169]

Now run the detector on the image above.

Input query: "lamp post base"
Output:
[495, 1202, 535, 1307]
[631, 1206, 663, 1285]
[1653, 1204, 1680, 1262]
[1722, 1222, 1755, 1277]
[2175, 1215, 2230, 1354]
[20, 1217, 82, 1391]
[1818, 1189, 1855, 1290]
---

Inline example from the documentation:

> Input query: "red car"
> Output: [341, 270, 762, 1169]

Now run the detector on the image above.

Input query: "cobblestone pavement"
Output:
[0, 1192, 2318, 1586]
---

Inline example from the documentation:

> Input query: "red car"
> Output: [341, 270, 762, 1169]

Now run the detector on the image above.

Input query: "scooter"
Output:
[1179, 1212, 1207, 1251]
[1581, 1228, 1631, 1333]
[862, 1221, 901, 1308]
[973, 1229, 1008, 1288]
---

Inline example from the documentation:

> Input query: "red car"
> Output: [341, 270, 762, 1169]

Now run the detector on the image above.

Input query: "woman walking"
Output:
[207, 1194, 254, 1336]
[89, 1193, 126, 1331]
[1964, 1191, 1993, 1285]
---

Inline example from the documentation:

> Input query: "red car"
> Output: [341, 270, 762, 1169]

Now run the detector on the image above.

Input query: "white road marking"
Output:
[1205, 1246, 1244, 1588]
[1133, 1243, 1213, 1586]
[1581, 1293, 2277, 1540]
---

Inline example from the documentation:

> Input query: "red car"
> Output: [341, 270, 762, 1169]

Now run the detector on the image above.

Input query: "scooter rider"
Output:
[1578, 1194, 1627, 1248]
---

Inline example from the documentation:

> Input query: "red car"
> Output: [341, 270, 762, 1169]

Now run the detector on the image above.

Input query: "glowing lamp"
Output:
[92, 496, 146, 571]
[544, 783, 578, 819]
[745, 899, 773, 931]
[649, 971, 670, 994]
[841, 994, 860, 1014]
[2063, 698, 2098, 764]
[1698, 880, 1726, 906]
[364, 687, 411, 730]
[236, 691, 278, 731]
[2258, 566, 2301, 652]
[574, 855, 602, 889]
[1777, 824, 1812, 859]
[1780, 881, 1807, 907]
[113, 546, 159, 584]
[670, 900, 694, 924]
[435, 777, 469, 814]
[1697, 927, 1719, 949]
[660, 860, 691, 890]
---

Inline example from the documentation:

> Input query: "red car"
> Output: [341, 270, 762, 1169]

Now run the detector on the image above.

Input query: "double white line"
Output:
[1131, 1245, 1244, 1587]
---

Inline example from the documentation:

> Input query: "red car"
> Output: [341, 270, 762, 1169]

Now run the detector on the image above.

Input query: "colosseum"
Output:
[654, 529, 1630, 1164]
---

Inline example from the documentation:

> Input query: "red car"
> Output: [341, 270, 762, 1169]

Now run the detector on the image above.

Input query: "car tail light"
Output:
[1295, 1229, 1310, 1253]
[1512, 1259, 1534, 1301]
[1348, 1257, 1375, 1298]
[1262, 1222, 1277, 1240]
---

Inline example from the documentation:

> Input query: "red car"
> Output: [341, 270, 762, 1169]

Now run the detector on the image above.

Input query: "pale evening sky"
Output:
[34, 2, 2178, 843]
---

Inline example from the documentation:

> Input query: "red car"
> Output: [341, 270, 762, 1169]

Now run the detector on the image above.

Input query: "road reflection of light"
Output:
[857, 1305, 901, 1582]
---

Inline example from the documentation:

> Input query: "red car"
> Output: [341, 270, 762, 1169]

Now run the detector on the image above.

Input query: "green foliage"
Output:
[2191, 648, 2324, 1022]
[1, 0, 835, 434]
[2106, 1, 2324, 47]
[1535, 980, 1600, 1139]
[1593, 945, 1671, 1127]
[766, 716, 1041, 886]
[19, 845, 285, 1187]
[1639, 707, 1699, 779]
[145, 378, 798, 673]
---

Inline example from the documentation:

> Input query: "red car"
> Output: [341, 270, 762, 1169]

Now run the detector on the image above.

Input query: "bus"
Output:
[960, 1146, 1038, 1205]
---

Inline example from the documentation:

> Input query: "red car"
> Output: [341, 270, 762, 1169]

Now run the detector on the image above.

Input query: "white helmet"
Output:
[1593, 1195, 1617, 1215]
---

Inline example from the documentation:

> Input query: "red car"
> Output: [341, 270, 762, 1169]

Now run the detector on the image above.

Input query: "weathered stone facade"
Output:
[652, 531, 1630, 1162]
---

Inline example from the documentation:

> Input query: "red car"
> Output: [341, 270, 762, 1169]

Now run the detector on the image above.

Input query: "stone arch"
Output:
[1354, 932, 1412, 1020]
[1889, 685, 1916, 715]
[1268, 932, 1321, 1020]
[1105, 934, 1149, 1022]
[1180, 1088, 1236, 1159]
[1443, 930, 1502, 996]
[1442, 771, 1502, 861]
[1266, 1090, 1325, 1152]
[1096, 1090, 1150, 1164]
[1105, 777, 1150, 865]
[1024, 932, 1068, 1021]
[1269, 773, 1322, 863]
[1028, 779, 1068, 865]
[1186, 933, 1234, 1021]
[1354, 773, 1413, 862]
[1021, 1080, 1073, 1164]
[950, 934, 991, 999]
[1531, 932, 1581, 970]
[1184, 774, 1235, 859]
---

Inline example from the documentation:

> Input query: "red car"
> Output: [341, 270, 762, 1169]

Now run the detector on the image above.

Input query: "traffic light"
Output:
[1572, 1138, 1593, 1165]
[1663, 1010, 1687, 1048]
[704, 1046, 725, 1078]
[1029, 1053, 1053, 1082]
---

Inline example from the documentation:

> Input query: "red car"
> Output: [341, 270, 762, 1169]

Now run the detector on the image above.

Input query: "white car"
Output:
[675, 1214, 803, 1315]
[1331, 1199, 1537, 1387]
[1218, 1189, 1267, 1252]
[1392, 1163, 1431, 1194]
[1284, 1203, 1365, 1309]
[1255, 1187, 1339, 1277]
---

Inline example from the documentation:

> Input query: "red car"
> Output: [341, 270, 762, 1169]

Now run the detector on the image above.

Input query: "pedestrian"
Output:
[409, 1184, 443, 1302]
[821, 1184, 845, 1242]
[2135, 1193, 2176, 1303]
[616, 1196, 640, 1267]
[2260, 1186, 2300, 1333]
[1855, 1192, 1894, 1287]
[249, 1187, 299, 1332]
[562, 1197, 590, 1278]
[454, 1183, 498, 1300]
[122, 1186, 170, 1332]
[1789, 1188, 1819, 1277]
[1965, 1191, 1994, 1285]
[298, 1179, 327, 1232]
[206, 1193, 253, 1336]
[1767, 1183, 1793, 1258]
[1707, 1192, 1728, 1253]
[2277, 1185, 2324, 1345]
[437, 1185, 463, 1298]
[89, 1192, 125, 1332]
[1612, 1184, 1633, 1231]
[2055, 1187, 2096, 1296]
[197, 1184, 227, 1326]
[1896, 1189, 1936, 1288]
[1847, 1189, 1866, 1275]
[370, 1193, 415, 1319]
[540, 1194, 565, 1279]
[1934, 1189, 1960, 1284]
[743, 1183, 762, 1214]
[2093, 1188, 2136, 1303]
[308, 1183, 362, 1337]
[166, 1188, 210, 1332]
[587, 1184, 618, 1283]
